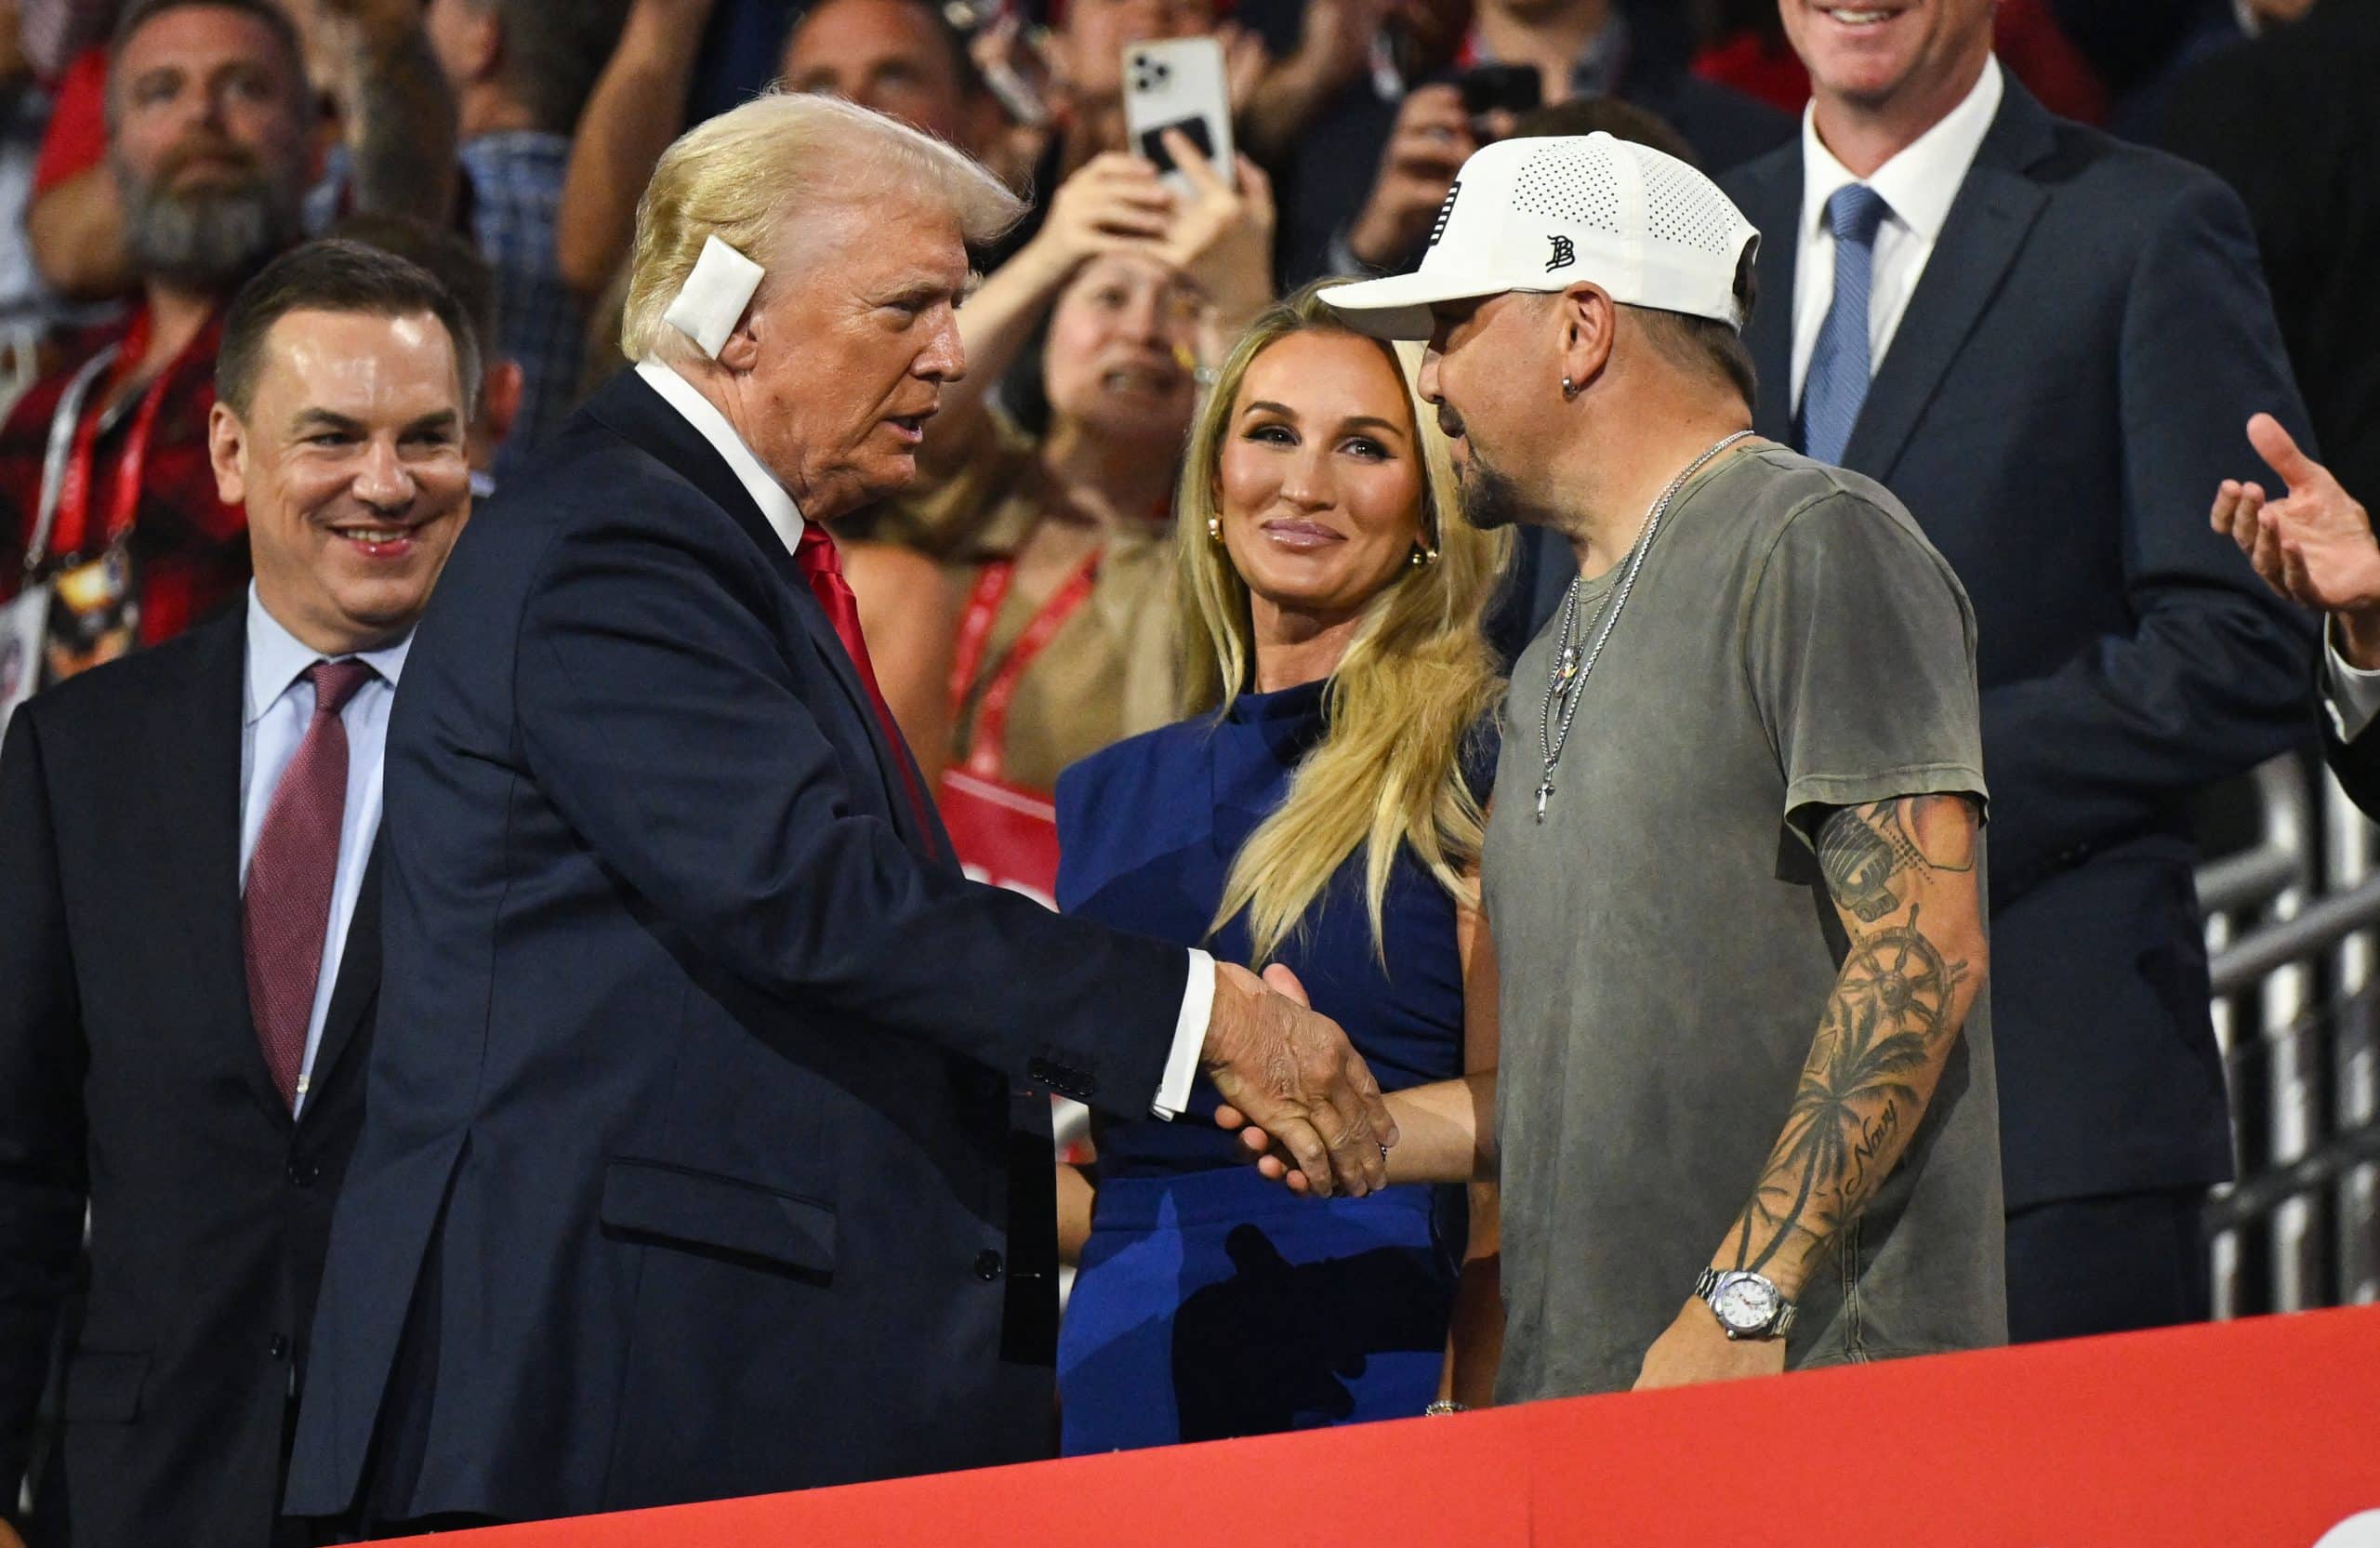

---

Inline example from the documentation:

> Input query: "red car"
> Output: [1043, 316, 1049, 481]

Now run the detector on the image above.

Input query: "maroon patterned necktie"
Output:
[243, 657, 375, 1109]
[792, 523, 935, 842]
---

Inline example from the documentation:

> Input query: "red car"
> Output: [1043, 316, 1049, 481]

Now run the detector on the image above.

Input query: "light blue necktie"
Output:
[1800, 183, 1890, 467]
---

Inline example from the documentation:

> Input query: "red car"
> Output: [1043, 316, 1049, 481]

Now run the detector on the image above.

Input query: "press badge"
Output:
[0, 579, 46, 733]
[45, 544, 139, 682]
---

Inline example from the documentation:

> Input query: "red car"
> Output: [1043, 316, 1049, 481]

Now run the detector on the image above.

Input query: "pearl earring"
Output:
[1207, 516, 1223, 543]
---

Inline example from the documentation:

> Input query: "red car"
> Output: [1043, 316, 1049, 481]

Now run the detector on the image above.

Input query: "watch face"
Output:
[1713, 1275, 1778, 1331]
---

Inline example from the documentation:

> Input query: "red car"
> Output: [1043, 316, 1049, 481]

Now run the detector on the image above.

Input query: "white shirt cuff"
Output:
[1150, 948, 1214, 1118]
[2324, 617, 2380, 743]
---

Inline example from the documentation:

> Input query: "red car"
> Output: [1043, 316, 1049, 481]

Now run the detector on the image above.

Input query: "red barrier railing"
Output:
[422, 1304, 2380, 1547]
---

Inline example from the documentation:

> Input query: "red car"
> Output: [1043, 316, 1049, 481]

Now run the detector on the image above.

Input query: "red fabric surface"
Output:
[411, 1305, 2380, 1546]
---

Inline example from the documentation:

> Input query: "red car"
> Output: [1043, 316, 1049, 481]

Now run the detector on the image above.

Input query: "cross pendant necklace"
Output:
[1535, 647, 1580, 819]
[1534, 430, 1753, 823]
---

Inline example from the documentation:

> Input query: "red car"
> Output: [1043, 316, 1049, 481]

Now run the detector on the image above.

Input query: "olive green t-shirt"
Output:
[1484, 443, 2006, 1403]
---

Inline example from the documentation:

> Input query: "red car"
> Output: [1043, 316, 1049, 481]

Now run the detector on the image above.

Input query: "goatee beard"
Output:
[1457, 452, 1536, 532]
[118, 166, 300, 293]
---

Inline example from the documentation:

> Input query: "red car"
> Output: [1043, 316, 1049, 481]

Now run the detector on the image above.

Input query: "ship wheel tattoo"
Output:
[1838, 905, 1962, 1046]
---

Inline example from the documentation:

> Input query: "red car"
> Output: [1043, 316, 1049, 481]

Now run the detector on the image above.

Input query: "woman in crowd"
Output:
[845, 137, 1271, 898]
[1051, 283, 1508, 1449]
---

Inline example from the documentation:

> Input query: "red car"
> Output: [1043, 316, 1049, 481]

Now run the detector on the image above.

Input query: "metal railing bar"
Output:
[2203, 1122, 2380, 1234]
[2210, 877, 2380, 998]
[2197, 845, 2307, 918]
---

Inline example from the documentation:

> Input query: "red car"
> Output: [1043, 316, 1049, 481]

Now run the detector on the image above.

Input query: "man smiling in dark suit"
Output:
[1721, 0, 2316, 1343]
[0, 240, 477, 1548]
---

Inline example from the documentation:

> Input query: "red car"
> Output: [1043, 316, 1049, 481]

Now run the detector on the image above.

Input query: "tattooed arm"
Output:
[1634, 791, 1988, 1391]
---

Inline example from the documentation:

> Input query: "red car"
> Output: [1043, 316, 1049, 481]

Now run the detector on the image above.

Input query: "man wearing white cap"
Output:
[1241, 132, 2006, 1396]
[283, 93, 1395, 1530]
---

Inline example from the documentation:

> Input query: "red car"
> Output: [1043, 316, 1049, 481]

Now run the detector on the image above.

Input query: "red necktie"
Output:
[243, 658, 374, 1108]
[792, 523, 936, 843]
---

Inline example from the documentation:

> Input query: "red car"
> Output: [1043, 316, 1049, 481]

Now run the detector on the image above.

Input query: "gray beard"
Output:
[119, 172, 299, 293]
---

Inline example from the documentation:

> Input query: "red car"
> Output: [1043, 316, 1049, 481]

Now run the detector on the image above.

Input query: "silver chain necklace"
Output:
[1534, 430, 1754, 823]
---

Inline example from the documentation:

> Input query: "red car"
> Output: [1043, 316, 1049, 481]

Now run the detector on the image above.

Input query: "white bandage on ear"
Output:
[662, 234, 765, 359]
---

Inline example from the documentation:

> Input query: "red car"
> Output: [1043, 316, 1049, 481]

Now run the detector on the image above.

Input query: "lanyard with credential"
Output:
[945, 550, 1102, 782]
[26, 310, 201, 574]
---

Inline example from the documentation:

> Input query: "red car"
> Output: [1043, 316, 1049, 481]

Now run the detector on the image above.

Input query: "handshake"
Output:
[1197, 959, 1397, 1197]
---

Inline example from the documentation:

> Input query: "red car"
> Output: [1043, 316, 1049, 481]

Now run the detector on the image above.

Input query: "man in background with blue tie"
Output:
[0, 239, 477, 1548]
[1722, 0, 2316, 1343]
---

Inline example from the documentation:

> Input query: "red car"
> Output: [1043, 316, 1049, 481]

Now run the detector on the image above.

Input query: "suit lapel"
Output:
[586, 373, 941, 858]
[302, 838, 380, 1117]
[1734, 154, 1803, 446]
[1841, 85, 2056, 481]
[163, 607, 287, 1124]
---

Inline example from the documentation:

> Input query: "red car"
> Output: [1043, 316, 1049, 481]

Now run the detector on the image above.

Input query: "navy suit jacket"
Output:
[2327, 713, 2380, 822]
[0, 605, 380, 1547]
[1722, 81, 2317, 1210]
[283, 372, 1186, 1523]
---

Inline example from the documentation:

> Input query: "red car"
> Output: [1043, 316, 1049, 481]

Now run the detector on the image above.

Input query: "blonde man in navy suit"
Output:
[285, 94, 1395, 1533]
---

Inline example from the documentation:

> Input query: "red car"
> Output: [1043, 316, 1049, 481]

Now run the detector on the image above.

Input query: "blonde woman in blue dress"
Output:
[1053, 282, 1508, 1449]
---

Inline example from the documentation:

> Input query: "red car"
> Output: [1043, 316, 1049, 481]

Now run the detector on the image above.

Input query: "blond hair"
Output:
[1179, 284, 1510, 965]
[622, 93, 1024, 364]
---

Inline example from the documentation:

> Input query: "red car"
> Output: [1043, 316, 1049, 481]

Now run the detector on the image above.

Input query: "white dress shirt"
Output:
[239, 586, 411, 1117]
[634, 360, 1212, 1116]
[1790, 56, 2006, 412]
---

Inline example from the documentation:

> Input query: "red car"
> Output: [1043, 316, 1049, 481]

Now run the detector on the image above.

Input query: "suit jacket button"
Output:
[973, 1250, 1003, 1281]
[269, 1334, 290, 1360]
[286, 1159, 318, 1187]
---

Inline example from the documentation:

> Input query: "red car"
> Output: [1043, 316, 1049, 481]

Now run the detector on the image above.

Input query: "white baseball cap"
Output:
[1320, 132, 1762, 341]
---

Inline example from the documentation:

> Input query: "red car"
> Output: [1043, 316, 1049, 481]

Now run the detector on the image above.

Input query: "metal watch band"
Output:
[1695, 1267, 1797, 1340]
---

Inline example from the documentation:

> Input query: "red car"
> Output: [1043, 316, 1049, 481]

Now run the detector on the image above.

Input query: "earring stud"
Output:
[1561, 376, 1575, 397]
[1207, 516, 1223, 543]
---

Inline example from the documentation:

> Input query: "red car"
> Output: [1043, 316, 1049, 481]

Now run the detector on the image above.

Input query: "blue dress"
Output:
[1052, 680, 1489, 1453]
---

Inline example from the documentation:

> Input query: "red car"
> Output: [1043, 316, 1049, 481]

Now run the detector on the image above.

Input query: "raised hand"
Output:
[1347, 84, 1473, 269]
[2213, 413, 2380, 662]
[1157, 129, 1276, 337]
[1200, 960, 1395, 1198]
[1035, 152, 1179, 269]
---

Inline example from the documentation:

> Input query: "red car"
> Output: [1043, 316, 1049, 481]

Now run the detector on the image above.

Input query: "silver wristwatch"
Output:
[1694, 1267, 1797, 1341]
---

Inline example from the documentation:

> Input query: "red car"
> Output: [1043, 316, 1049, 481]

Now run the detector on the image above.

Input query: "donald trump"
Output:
[284, 94, 1393, 1531]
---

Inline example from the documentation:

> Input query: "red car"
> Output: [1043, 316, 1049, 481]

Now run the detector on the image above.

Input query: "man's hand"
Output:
[0, 1518, 25, 1548]
[1347, 85, 1474, 268]
[1216, 963, 1322, 1194]
[2213, 413, 2380, 665]
[1202, 960, 1395, 1199]
[1632, 1299, 1786, 1392]
[298, 0, 430, 61]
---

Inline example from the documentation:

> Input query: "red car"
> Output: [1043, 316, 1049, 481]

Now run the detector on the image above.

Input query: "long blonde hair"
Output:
[1178, 284, 1510, 965]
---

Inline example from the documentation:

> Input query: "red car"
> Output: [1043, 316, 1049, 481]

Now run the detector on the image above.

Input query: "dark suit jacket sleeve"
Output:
[0, 708, 92, 1513]
[511, 511, 1185, 1113]
[2324, 711, 2380, 822]
[1977, 175, 2318, 902]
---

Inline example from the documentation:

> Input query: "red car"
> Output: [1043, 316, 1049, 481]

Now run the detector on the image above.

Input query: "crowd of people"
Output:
[0, 0, 2376, 1541]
